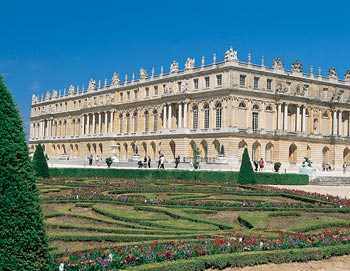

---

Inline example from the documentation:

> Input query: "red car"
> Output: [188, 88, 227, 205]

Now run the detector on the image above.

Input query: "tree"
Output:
[32, 144, 50, 178]
[0, 77, 51, 270]
[238, 148, 256, 184]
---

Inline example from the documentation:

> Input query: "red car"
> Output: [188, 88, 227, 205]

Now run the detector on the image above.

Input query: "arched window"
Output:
[265, 105, 272, 112]
[192, 104, 198, 129]
[126, 113, 130, 133]
[153, 109, 158, 132]
[265, 143, 274, 162]
[238, 102, 246, 109]
[144, 110, 149, 132]
[119, 113, 123, 133]
[133, 111, 138, 133]
[204, 103, 210, 129]
[215, 102, 222, 128]
[289, 144, 297, 163]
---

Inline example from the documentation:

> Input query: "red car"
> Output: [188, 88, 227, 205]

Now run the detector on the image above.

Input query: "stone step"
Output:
[310, 176, 350, 186]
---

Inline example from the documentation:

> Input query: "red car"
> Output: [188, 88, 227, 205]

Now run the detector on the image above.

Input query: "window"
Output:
[204, 103, 210, 129]
[194, 78, 199, 89]
[252, 112, 259, 130]
[254, 77, 259, 89]
[126, 113, 130, 133]
[323, 88, 328, 99]
[145, 88, 149, 97]
[265, 105, 272, 112]
[144, 111, 149, 132]
[238, 102, 246, 109]
[240, 75, 246, 87]
[267, 79, 272, 90]
[127, 91, 130, 100]
[153, 110, 158, 132]
[215, 103, 222, 128]
[119, 114, 123, 133]
[133, 112, 138, 133]
[192, 105, 198, 129]
[216, 74, 222, 86]
[178, 82, 182, 92]
[120, 93, 123, 102]
[205, 76, 210, 88]
[154, 86, 158, 96]
[134, 89, 138, 100]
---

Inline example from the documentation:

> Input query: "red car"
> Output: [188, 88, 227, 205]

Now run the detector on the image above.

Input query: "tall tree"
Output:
[33, 143, 50, 178]
[238, 148, 256, 184]
[0, 77, 51, 270]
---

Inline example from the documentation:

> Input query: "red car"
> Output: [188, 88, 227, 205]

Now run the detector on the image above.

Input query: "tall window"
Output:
[215, 102, 222, 128]
[127, 91, 130, 100]
[192, 105, 198, 129]
[204, 103, 210, 129]
[120, 93, 123, 102]
[145, 88, 149, 97]
[194, 78, 199, 89]
[133, 112, 138, 133]
[254, 77, 259, 89]
[153, 110, 158, 132]
[119, 114, 123, 133]
[154, 86, 158, 96]
[126, 113, 130, 133]
[252, 112, 259, 130]
[134, 90, 138, 100]
[240, 75, 246, 87]
[144, 111, 149, 132]
[267, 79, 272, 90]
[323, 88, 328, 99]
[178, 82, 182, 92]
[205, 76, 210, 88]
[216, 74, 222, 86]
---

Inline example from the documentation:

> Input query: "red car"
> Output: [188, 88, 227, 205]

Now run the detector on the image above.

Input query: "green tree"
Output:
[238, 148, 256, 184]
[0, 77, 51, 270]
[32, 143, 50, 178]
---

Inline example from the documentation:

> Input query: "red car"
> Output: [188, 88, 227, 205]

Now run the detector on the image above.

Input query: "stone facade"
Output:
[29, 47, 350, 171]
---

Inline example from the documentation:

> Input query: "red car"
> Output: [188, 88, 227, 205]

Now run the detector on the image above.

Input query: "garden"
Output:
[39, 175, 350, 270]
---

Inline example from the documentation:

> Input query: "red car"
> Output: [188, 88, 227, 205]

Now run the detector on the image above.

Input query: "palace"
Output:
[29, 47, 350, 171]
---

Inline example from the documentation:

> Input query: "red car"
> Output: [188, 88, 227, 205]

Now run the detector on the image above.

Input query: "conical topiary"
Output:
[33, 143, 50, 178]
[0, 77, 51, 270]
[238, 148, 256, 184]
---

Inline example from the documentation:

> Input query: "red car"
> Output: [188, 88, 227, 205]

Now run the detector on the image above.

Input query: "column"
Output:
[86, 114, 90, 135]
[104, 111, 108, 134]
[98, 112, 101, 134]
[296, 105, 301, 132]
[178, 102, 182, 128]
[302, 107, 306, 133]
[333, 110, 337, 136]
[338, 111, 342, 136]
[283, 103, 288, 131]
[163, 104, 167, 129]
[277, 103, 282, 130]
[184, 102, 188, 128]
[92, 113, 96, 134]
[110, 111, 114, 133]
[81, 115, 85, 135]
[168, 104, 172, 129]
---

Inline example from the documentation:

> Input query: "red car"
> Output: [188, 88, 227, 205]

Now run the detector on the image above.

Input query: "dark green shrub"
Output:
[105, 157, 113, 168]
[274, 162, 282, 172]
[32, 143, 50, 178]
[238, 148, 256, 184]
[0, 77, 51, 270]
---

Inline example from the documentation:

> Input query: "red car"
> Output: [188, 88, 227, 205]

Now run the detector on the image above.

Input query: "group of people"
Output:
[253, 158, 265, 172]
[88, 154, 100, 166]
[138, 156, 152, 168]
[137, 155, 181, 169]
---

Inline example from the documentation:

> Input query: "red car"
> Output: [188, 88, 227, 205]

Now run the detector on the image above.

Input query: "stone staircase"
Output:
[310, 176, 350, 186]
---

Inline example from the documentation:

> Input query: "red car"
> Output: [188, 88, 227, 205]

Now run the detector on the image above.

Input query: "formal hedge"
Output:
[49, 168, 309, 185]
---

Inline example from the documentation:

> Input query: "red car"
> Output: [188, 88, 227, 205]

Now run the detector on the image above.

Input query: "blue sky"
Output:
[1, 0, 349, 132]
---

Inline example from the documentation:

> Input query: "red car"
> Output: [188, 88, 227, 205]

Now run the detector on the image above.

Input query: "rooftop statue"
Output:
[170, 60, 179, 73]
[68, 85, 75, 95]
[185, 58, 195, 70]
[273, 57, 284, 70]
[111, 72, 120, 86]
[88, 78, 96, 91]
[52, 89, 58, 98]
[291, 60, 303, 73]
[32, 94, 38, 103]
[224, 46, 238, 62]
[45, 91, 51, 100]
[328, 67, 338, 80]
[344, 70, 350, 82]
[140, 68, 148, 79]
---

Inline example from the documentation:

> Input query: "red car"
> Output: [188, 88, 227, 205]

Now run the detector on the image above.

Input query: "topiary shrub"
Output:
[32, 143, 50, 178]
[0, 76, 51, 270]
[238, 148, 256, 184]
[274, 162, 282, 172]
[105, 157, 113, 168]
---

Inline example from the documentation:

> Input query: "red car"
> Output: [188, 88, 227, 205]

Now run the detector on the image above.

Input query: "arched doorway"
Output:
[289, 144, 297, 164]
[343, 147, 350, 163]
[252, 141, 261, 161]
[238, 140, 247, 161]
[169, 140, 176, 158]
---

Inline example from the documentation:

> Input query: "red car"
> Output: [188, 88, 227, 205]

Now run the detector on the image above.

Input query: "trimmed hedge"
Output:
[127, 243, 350, 271]
[49, 168, 309, 185]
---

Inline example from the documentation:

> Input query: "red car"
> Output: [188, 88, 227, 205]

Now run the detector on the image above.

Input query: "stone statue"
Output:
[164, 82, 174, 94]
[111, 72, 120, 86]
[45, 91, 51, 100]
[185, 58, 195, 70]
[291, 60, 303, 73]
[88, 78, 96, 90]
[328, 67, 338, 79]
[140, 68, 147, 79]
[224, 46, 238, 62]
[170, 60, 179, 73]
[52, 89, 58, 98]
[344, 70, 350, 82]
[273, 57, 284, 70]
[313, 118, 319, 130]
[302, 157, 312, 167]
[68, 85, 75, 95]
[180, 80, 189, 93]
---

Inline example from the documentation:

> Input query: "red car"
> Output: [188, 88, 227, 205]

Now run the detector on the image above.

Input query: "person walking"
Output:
[160, 155, 165, 169]
[88, 154, 93, 166]
[258, 158, 265, 171]
[343, 162, 347, 174]
[175, 155, 180, 168]
[147, 156, 151, 168]
[95, 155, 99, 166]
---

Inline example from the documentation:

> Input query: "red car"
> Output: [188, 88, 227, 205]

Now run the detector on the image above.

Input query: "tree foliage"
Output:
[238, 148, 256, 184]
[33, 143, 50, 178]
[0, 77, 51, 270]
